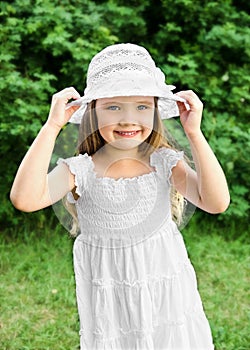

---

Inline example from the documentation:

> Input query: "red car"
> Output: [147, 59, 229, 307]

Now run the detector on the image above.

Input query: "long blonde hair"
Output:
[64, 99, 185, 236]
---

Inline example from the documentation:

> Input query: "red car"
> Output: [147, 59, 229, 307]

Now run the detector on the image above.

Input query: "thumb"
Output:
[176, 101, 188, 115]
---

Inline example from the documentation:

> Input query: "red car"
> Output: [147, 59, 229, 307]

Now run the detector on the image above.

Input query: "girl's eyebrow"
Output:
[136, 100, 154, 105]
[100, 100, 154, 106]
[100, 101, 121, 106]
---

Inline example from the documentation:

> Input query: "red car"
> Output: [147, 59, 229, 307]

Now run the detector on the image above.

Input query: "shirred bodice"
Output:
[58, 148, 183, 248]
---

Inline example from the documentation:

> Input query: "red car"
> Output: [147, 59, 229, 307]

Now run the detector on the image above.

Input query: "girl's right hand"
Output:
[46, 87, 81, 130]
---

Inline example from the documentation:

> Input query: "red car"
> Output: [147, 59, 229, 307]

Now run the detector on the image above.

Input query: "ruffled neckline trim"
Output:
[81, 152, 160, 184]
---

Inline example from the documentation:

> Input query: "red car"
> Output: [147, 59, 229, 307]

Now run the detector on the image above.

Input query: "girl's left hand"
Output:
[175, 90, 203, 137]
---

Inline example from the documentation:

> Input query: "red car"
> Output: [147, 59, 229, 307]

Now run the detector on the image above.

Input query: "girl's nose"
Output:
[118, 107, 137, 125]
[118, 120, 137, 127]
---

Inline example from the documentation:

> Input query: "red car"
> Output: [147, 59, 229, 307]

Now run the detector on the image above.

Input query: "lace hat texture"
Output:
[67, 43, 187, 123]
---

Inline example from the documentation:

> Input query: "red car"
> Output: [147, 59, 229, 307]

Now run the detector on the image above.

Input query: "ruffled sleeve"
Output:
[151, 147, 184, 182]
[56, 153, 92, 203]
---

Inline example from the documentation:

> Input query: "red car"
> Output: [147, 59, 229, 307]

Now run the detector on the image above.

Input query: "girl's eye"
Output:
[107, 105, 120, 111]
[137, 105, 148, 110]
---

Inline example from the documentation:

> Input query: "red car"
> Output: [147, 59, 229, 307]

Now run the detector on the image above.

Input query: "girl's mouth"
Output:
[115, 130, 141, 138]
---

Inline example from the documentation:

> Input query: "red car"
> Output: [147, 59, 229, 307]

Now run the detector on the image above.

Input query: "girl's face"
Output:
[95, 96, 155, 151]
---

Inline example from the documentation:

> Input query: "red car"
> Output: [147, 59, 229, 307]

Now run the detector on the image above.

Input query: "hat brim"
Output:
[66, 92, 187, 124]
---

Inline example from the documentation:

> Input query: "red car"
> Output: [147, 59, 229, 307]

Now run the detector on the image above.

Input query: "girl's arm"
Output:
[171, 90, 230, 214]
[10, 87, 80, 212]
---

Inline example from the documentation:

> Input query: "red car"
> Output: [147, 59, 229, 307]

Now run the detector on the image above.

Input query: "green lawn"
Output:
[182, 224, 249, 350]
[0, 223, 249, 350]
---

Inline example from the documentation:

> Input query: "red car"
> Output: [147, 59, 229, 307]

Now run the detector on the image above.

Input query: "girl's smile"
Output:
[114, 130, 142, 138]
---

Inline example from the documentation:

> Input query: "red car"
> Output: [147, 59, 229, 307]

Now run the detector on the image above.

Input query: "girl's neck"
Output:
[92, 144, 153, 179]
[97, 144, 143, 162]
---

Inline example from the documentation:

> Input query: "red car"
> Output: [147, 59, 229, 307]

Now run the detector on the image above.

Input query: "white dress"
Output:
[57, 148, 214, 350]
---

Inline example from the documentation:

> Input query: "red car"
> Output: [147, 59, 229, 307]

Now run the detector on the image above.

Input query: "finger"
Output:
[54, 87, 80, 98]
[53, 88, 81, 106]
[176, 91, 203, 110]
[65, 87, 81, 100]
[176, 101, 187, 115]
[63, 86, 80, 95]
[66, 104, 81, 113]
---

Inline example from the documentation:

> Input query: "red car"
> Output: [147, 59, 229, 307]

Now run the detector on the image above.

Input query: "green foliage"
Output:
[0, 0, 249, 230]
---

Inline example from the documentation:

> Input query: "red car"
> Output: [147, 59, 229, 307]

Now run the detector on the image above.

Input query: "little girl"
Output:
[10, 43, 230, 349]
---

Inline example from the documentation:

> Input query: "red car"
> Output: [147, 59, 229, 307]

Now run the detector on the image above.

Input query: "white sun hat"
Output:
[67, 43, 187, 123]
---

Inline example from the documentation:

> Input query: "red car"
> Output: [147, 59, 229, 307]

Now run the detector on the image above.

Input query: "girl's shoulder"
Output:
[151, 147, 184, 179]
[56, 153, 94, 197]
[153, 147, 184, 159]
[57, 153, 93, 169]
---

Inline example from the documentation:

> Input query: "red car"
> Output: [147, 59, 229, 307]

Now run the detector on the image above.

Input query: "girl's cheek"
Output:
[98, 119, 109, 130]
[97, 113, 116, 129]
[142, 113, 154, 130]
[98, 126, 114, 144]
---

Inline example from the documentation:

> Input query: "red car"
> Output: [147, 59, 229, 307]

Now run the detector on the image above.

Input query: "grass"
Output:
[0, 227, 79, 350]
[0, 222, 249, 350]
[182, 221, 250, 350]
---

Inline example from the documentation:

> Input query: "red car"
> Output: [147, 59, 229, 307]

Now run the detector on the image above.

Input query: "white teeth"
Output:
[117, 131, 138, 136]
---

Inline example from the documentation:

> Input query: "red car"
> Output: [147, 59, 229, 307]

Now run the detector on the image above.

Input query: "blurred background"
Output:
[0, 1, 249, 349]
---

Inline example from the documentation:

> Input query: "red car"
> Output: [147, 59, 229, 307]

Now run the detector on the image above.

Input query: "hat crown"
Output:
[87, 43, 157, 87]
[67, 43, 185, 124]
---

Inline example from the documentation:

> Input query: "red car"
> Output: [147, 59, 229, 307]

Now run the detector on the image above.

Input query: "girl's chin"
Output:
[108, 139, 143, 151]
